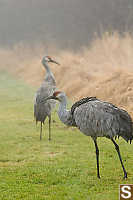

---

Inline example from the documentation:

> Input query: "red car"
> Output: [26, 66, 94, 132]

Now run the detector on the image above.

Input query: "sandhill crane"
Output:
[34, 56, 60, 140]
[43, 91, 133, 178]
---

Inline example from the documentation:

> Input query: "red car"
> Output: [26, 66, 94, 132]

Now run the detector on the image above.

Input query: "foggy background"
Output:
[0, 0, 133, 50]
[1, 0, 133, 114]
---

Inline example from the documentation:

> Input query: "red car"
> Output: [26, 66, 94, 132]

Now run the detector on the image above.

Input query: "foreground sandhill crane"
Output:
[34, 56, 60, 140]
[43, 91, 133, 178]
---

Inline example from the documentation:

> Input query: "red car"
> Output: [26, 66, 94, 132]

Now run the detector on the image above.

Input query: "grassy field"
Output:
[0, 71, 133, 200]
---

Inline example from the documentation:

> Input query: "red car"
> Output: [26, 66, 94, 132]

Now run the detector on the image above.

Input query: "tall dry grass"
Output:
[1, 32, 133, 115]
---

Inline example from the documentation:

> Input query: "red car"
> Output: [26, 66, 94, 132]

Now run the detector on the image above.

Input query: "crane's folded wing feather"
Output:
[72, 99, 133, 142]
[34, 83, 56, 123]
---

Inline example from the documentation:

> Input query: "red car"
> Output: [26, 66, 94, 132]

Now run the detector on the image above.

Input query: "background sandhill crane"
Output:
[34, 56, 60, 140]
[43, 91, 133, 178]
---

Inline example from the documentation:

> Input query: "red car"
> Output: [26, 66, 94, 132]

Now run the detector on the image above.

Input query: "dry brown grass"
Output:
[1, 32, 133, 116]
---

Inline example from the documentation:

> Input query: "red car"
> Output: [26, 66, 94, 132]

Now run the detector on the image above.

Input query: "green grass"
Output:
[0, 71, 133, 200]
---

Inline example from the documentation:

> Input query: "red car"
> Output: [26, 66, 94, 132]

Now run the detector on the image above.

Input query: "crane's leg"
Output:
[48, 115, 51, 141]
[93, 139, 100, 179]
[40, 122, 43, 140]
[111, 138, 127, 179]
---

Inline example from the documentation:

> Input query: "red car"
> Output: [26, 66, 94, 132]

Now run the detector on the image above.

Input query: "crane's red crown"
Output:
[47, 56, 51, 59]
[53, 91, 61, 97]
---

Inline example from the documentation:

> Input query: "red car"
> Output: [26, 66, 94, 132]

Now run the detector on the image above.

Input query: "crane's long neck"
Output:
[42, 61, 54, 79]
[57, 96, 72, 126]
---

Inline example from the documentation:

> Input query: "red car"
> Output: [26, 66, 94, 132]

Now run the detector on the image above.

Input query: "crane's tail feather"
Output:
[117, 121, 133, 144]
[114, 133, 133, 144]
[122, 135, 133, 144]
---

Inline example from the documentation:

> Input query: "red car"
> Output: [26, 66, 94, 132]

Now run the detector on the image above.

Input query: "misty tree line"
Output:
[0, 0, 133, 49]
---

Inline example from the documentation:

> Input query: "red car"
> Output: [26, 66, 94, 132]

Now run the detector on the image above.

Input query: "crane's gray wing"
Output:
[71, 97, 97, 116]
[73, 99, 133, 142]
[70, 97, 97, 126]
[34, 83, 56, 123]
[34, 83, 56, 104]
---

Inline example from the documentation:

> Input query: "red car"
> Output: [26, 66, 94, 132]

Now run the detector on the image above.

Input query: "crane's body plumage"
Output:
[34, 83, 56, 123]
[46, 91, 133, 178]
[73, 99, 132, 142]
[34, 56, 59, 140]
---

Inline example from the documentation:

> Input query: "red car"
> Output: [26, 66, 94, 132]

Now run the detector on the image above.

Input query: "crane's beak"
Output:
[41, 95, 59, 103]
[50, 59, 60, 65]
[46, 95, 59, 101]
